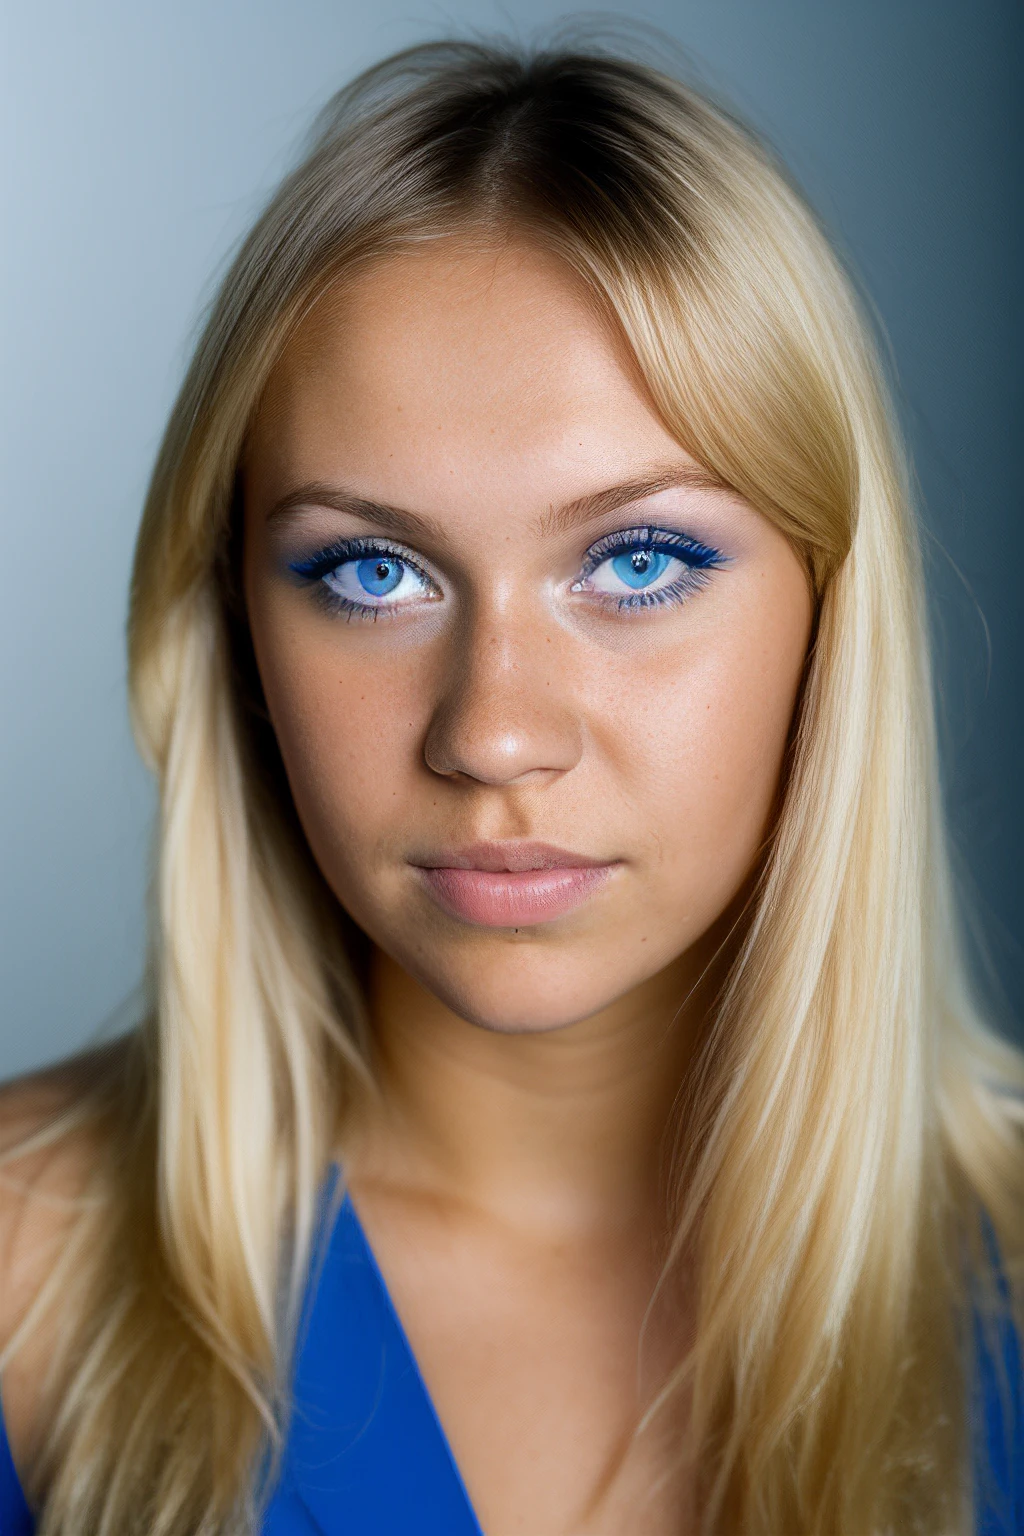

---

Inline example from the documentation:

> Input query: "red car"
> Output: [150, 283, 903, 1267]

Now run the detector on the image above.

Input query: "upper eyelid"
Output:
[288, 535, 431, 578]
[586, 524, 721, 547]
[287, 524, 727, 585]
[581, 525, 727, 568]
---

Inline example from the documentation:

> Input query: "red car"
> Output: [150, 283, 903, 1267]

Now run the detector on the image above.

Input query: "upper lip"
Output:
[412, 841, 614, 873]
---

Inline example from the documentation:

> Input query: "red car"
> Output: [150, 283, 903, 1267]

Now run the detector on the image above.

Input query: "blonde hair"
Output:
[8, 38, 1023, 1534]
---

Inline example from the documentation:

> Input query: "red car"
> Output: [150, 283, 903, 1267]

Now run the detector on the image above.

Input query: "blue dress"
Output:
[1, 1186, 1021, 1534]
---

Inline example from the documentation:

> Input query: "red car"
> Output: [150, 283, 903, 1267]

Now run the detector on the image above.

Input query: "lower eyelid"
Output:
[600, 567, 713, 609]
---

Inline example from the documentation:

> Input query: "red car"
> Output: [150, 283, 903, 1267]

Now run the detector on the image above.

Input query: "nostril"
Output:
[422, 698, 581, 786]
[422, 621, 583, 785]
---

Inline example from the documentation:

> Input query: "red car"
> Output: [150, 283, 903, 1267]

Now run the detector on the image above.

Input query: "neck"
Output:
[349, 932, 730, 1241]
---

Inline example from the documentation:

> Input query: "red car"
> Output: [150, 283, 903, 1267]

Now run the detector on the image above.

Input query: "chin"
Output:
[399, 940, 652, 1035]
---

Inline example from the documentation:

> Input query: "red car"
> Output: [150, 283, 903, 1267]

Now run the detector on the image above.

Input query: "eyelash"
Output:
[288, 537, 438, 621]
[287, 526, 728, 619]
[575, 526, 727, 610]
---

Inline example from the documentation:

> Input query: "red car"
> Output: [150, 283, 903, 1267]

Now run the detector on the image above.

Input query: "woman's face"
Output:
[243, 240, 813, 1032]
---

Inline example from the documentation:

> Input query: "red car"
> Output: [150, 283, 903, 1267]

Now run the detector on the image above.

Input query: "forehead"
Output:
[244, 239, 690, 521]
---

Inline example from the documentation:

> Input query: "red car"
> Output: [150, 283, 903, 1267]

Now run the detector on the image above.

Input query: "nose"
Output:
[423, 608, 582, 786]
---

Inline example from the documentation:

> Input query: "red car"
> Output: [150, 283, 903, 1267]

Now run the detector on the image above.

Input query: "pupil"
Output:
[631, 550, 651, 574]
[375, 561, 391, 581]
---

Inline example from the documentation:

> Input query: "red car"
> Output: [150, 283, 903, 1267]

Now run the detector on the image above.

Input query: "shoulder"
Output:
[0, 1045, 126, 1469]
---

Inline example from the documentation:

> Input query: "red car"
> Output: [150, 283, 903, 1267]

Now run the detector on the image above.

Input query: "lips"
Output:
[412, 841, 618, 927]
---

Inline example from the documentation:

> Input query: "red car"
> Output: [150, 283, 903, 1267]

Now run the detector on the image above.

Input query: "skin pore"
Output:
[241, 237, 814, 1534]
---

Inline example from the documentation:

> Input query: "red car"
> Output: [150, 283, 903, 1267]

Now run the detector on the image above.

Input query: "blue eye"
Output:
[288, 539, 437, 617]
[609, 549, 672, 590]
[354, 556, 403, 596]
[579, 526, 727, 610]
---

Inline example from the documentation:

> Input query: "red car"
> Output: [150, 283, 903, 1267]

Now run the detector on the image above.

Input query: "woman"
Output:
[0, 38, 1021, 1536]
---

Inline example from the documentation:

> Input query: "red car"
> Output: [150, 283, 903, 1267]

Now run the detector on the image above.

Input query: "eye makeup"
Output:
[573, 525, 728, 611]
[285, 523, 729, 621]
[287, 536, 440, 620]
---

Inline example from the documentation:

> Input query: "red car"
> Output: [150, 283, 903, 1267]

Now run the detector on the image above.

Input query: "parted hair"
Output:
[4, 36, 1022, 1535]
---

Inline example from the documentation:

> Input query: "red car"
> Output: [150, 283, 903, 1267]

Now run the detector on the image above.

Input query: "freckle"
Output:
[641, 936, 647, 943]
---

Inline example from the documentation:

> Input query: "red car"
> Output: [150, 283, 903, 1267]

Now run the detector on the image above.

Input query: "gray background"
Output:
[2, 1, 1021, 1080]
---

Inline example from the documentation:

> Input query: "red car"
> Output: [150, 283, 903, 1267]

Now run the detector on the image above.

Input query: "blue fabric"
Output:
[975, 1302, 1024, 1534]
[0, 1397, 33, 1536]
[975, 1208, 1024, 1536]
[0, 1190, 1020, 1534]
[261, 1182, 482, 1535]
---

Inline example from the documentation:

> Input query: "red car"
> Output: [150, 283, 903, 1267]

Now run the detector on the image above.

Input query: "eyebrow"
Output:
[265, 485, 448, 544]
[539, 464, 729, 536]
[264, 464, 729, 544]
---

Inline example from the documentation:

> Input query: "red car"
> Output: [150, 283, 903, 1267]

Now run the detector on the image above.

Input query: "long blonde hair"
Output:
[8, 38, 1023, 1535]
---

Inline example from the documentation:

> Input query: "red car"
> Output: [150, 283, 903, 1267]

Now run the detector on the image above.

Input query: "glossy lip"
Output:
[411, 841, 619, 928]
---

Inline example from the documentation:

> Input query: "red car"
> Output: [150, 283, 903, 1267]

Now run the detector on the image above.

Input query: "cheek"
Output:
[252, 615, 433, 869]
[595, 596, 808, 918]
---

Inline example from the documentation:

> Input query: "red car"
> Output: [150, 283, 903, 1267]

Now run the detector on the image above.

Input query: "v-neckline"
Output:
[273, 1170, 484, 1535]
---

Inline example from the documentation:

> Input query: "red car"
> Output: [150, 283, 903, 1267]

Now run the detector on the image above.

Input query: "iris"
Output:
[611, 549, 671, 590]
[357, 556, 403, 596]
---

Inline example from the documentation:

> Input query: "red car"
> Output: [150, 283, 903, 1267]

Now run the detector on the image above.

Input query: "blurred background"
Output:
[1, 0, 1021, 1078]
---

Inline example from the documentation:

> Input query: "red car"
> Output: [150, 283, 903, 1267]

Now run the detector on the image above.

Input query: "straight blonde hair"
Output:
[7, 38, 1023, 1535]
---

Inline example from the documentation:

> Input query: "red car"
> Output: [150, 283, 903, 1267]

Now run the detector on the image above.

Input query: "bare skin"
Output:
[0, 237, 812, 1532]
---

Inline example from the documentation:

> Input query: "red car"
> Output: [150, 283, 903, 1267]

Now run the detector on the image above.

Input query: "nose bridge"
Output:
[423, 591, 580, 785]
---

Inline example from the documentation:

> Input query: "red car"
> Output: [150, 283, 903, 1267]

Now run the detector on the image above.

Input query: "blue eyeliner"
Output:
[287, 536, 415, 581]
[285, 523, 729, 620]
[575, 524, 729, 611]
[578, 524, 726, 575]
[287, 536, 437, 621]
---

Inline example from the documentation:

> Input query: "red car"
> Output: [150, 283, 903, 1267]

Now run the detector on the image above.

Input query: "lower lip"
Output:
[416, 864, 615, 927]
